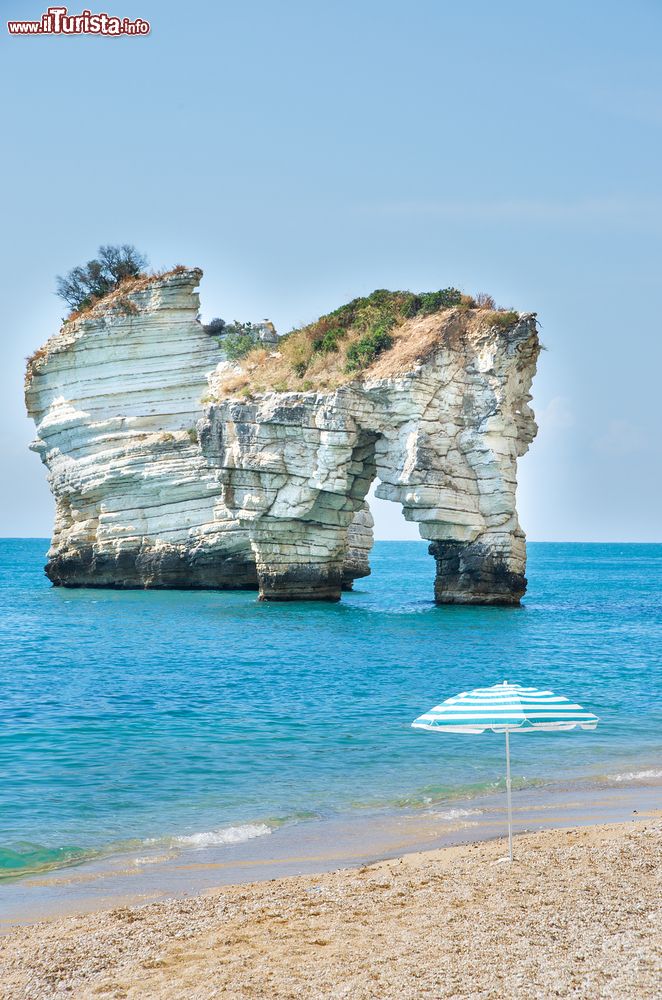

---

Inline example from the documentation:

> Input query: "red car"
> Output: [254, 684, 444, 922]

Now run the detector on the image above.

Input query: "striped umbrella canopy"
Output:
[412, 681, 599, 860]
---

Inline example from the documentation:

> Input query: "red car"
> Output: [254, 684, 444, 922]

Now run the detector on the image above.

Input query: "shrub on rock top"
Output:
[203, 317, 227, 335]
[222, 322, 260, 361]
[56, 244, 149, 312]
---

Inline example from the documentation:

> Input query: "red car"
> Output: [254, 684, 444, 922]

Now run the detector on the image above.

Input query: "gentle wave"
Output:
[0, 843, 96, 879]
[162, 822, 273, 848]
[605, 768, 662, 783]
[394, 775, 547, 809]
[0, 822, 275, 880]
[429, 808, 482, 820]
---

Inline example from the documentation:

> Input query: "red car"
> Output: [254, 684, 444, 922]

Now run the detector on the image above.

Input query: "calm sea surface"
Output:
[1, 539, 660, 879]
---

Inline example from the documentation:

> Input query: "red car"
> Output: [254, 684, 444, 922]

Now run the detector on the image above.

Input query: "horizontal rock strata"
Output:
[24, 269, 372, 591]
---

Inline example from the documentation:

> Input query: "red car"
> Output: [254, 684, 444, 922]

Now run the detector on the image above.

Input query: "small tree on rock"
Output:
[203, 317, 227, 335]
[56, 244, 149, 312]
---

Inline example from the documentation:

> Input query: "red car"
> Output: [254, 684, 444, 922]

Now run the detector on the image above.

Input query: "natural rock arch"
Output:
[25, 268, 539, 604]
[200, 303, 538, 604]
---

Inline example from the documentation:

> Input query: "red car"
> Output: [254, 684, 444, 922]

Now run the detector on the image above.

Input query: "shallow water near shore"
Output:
[1, 774, 661, 928]
[1, 540, 660, 912]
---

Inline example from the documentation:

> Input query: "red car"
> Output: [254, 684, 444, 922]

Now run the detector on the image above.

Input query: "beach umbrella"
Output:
[412, 681, 599, 861]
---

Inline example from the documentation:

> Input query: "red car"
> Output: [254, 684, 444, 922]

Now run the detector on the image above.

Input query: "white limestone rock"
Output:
[24, 268, 373, 590]
[26, 268, 539, 604]
[200, 312, 539, 603]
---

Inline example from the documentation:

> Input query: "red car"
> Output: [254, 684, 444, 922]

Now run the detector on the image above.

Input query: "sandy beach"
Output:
[1, 819, 659, 999]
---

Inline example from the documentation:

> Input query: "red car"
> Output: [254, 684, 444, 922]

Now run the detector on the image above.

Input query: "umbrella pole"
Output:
[505, 728, 513, 861]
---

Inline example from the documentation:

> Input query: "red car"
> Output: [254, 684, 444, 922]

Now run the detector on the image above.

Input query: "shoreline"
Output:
[2, 771, 660, 929]
[1, 818, 659, 998]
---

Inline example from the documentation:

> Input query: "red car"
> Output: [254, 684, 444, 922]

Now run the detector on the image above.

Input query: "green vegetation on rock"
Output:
[345, 324, 395, 372]
[487, 309, 520, 330]
[222, 322, 261, 361]
[215, 285, 520, 397]
[286, 287, 468, 376]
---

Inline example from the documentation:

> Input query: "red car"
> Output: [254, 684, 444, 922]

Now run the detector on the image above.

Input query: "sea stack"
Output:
[26, 269, 539, 604]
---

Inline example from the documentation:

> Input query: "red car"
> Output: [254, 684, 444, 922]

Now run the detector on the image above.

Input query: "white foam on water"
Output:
[430, 808, 482, 821]
[608, 768, 662, 783]
[168, 823, 273, 848]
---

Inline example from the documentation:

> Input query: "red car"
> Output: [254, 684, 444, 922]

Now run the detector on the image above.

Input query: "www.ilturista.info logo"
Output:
[7, 6, 150, 35]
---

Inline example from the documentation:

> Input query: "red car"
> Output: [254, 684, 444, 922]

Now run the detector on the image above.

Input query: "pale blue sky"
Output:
[1, 0, 660, 540]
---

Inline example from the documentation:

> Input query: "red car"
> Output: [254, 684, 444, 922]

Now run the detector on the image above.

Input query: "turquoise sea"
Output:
[1, 539, 660, 881]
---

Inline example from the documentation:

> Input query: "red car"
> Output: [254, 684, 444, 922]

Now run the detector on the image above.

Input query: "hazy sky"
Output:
[1, 0, 660, 541]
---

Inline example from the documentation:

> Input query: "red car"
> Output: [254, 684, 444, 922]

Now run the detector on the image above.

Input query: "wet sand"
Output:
[1, 819, 660, 999]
